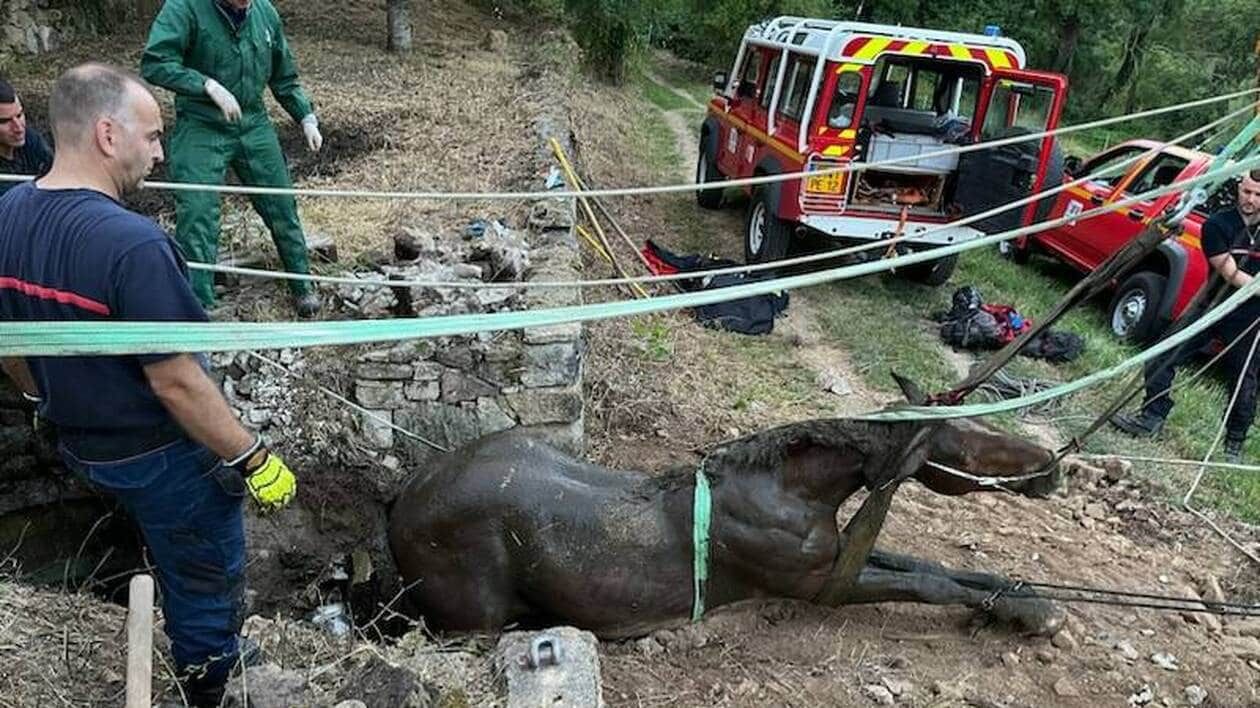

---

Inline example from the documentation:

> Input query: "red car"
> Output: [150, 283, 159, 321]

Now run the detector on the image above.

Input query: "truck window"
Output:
[980, 79, 1056, 140]
[1125, 153, 1190, 201]
[828, 71, 862, 129]
[761, 52, 782, 110]
[1078, 146, 1147, 189]
[737, 50, 762, 98]
[910, 69, 940, 112]
[779, 55, 817, 122]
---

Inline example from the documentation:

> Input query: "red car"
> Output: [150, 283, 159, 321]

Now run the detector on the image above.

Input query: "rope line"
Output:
[1, 89, 1255, 201]
[3, 155, 1259, 408]
[186, 102, 1258, 291]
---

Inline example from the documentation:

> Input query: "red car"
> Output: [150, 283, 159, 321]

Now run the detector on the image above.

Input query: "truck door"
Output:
[974, 69, 1068, 230]
[1037, 144, 1147, 269]
[718, 47, 767, 177]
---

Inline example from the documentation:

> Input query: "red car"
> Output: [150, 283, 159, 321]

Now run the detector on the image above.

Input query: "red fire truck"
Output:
[697, 17, 1068, 285]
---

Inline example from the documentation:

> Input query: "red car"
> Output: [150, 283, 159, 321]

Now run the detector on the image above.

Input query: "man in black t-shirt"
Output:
[1112, 170, 1260, 461]
[0, 78, 53, 196]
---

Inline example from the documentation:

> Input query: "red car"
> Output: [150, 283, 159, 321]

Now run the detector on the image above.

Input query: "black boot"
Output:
[1110, 410, 1165, 438]
[1224, 437, 1245, 464]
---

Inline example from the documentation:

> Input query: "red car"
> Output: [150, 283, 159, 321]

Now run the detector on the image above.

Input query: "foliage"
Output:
[552, 0, 1257, 141]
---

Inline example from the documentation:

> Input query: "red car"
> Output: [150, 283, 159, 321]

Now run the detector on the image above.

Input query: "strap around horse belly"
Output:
[692, 461, 713, 622]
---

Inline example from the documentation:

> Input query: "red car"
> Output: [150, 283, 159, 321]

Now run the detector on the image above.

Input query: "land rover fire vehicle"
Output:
[698, 17, 1069, 285]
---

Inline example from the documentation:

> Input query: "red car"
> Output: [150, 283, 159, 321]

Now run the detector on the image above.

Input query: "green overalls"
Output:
[141, 0, 314, 306]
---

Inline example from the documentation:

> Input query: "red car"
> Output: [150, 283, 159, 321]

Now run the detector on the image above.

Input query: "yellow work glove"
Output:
[230, 441, 297, 512]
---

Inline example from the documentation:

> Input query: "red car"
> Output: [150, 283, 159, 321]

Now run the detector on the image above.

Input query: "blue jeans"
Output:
[61, 438, 246, 693]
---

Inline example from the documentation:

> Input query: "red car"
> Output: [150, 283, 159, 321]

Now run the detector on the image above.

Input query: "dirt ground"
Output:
[571, 51, 1260, 708]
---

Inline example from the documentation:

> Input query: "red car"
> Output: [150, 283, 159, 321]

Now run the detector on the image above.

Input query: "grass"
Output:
[637, 72, 701, 113]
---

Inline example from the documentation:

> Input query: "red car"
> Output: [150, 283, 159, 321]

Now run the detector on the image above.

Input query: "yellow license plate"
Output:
[806, 172, 843, 194]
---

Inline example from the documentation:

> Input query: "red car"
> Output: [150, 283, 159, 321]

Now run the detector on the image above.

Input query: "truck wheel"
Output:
[744, 187, 791, 263]
[695, 141, 724, 210]
[898, 253, 959, 287]
[1108, 271, 1166, 342]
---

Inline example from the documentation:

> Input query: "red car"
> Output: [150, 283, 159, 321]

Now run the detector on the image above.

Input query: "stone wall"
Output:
[352, 194, 583, 458]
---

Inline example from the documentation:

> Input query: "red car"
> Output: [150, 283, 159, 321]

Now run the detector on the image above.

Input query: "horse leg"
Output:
[826, 562, 1064, 637]
[867, 548, 1018, 592]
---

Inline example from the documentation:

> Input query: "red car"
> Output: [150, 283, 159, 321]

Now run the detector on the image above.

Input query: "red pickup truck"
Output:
[1002, 140, 1234, 342]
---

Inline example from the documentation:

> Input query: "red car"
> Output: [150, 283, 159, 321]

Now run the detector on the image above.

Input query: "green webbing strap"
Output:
[692, 462, 711, 623]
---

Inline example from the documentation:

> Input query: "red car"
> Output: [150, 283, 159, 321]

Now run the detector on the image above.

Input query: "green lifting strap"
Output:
[692, 462, 712, 623]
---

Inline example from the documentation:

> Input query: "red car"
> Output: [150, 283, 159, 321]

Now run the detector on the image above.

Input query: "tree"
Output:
[387, 0, 413, 53]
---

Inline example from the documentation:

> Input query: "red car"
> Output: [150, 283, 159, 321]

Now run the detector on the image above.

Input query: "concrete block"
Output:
[496, 626, 603, 708]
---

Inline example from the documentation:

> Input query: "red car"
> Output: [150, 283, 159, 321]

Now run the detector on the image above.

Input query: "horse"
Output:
[387, 382, 1064, 639]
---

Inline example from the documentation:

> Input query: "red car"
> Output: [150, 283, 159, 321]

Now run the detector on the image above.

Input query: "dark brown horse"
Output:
[387, 399, 1063, 639]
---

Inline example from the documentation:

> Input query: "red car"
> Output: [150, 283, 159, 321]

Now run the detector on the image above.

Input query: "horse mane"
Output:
[629, 418, 922, 498]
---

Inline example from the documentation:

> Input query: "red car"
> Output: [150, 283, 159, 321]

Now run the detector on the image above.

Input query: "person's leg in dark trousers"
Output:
[1139, 327, 1215, 421]
[1219, 326, 1260, 451]
[62, 440, 247, 707]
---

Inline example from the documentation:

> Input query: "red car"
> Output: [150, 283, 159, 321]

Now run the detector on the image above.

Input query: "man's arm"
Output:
[139, 0, 209, 97]
[0, 357, 37, 396]
[1208, 252, 1253, 289]
[143, 354, 255, 461]
[265, 7, 315, 124]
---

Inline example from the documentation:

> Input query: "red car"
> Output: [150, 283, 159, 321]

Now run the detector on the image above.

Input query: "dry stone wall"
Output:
[0, 0, 63, 55]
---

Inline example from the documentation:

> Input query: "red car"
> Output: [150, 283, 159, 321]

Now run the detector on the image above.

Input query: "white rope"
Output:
[190, 101, 1258, 291]
[244, 351, 448, 452]
[923, 459, 1053, 488]
[1087, 454, 1260, 473]
[3, 88, 1255, 201]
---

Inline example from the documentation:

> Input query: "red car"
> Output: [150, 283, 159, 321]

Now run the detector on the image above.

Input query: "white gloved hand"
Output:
[301, 114, 323, 152]
[204, 79, 242, 122]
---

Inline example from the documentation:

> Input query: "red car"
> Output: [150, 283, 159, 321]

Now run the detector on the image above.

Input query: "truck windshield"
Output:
[981, 80, 1056, 141]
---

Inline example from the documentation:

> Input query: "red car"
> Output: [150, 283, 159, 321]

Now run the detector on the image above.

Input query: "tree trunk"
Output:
[1052, 16, 1081, 75]
[386, 0, 413, 53]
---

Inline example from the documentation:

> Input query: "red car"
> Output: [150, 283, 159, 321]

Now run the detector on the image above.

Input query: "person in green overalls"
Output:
[141, 0, 323, 317]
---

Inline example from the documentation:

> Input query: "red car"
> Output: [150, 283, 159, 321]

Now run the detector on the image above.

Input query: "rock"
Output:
[413, 361, 445, 381]
[1115, 640, 1140, 662]
[336, 655, 436, 708]
[483, 29, 509, 52]
[1101, 457, 1132, 483]
[522, 342, 580, 388]
[467, 220, 530, 280]
[394, 227, 436, 260]
[335, 702, 368, 708]
[1183, 685, 1207, 706]
[356, 362, 415, 380]
[523, 322, 582, 345]
[1053, 677, 1080, 697]
[816, 369, 852, 396]
[1223, 635, 1260, 661]
[504, 385, 584, 425]
[359, 409, 395, 449]
[880, 676, 912, 697]
[931, 680, 966, 700]
[1000, 651, 1020, 667]
[226, 664, 313, 708]
[634, 637, 662, 658]
[861, 684, 895, 705]
[477, 397, 517, 435]
[404, 380, 440, 401]
[1084, 502, 1108, 520]
[1149, 652, 1179, 671]
[356, 381, 407, 408]
[1199, 574, 1227, 606]
[1128, 684, 1154, 706]
[1052, 630, 1078, 651]
[1035, 649, 1057, 664]
[496, 626, 603, 708]
[440, 370, 499, 403]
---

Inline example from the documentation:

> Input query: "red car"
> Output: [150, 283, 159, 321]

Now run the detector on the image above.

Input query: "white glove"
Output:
[301, 114, 323, 153]
[204, 79, 241, 123]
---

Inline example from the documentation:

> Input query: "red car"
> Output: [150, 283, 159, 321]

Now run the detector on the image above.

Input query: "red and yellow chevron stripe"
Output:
[840, 36, 1019, 71]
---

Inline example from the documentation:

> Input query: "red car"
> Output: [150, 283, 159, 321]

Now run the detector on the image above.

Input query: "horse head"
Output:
[891, 373, 1060, 498]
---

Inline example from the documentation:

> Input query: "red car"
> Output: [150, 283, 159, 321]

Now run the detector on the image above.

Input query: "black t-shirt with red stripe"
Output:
[0, 181, 207, 434]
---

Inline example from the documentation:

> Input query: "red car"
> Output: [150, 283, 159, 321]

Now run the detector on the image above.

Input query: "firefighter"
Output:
[140, 0, 323, 317]
[0, 78, 54, 196]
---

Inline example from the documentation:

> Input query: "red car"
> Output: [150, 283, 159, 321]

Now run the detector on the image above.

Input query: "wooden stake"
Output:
[126, 574, 155, 708]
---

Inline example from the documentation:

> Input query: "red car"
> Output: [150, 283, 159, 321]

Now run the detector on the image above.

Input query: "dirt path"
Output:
[645, 71, 706, 184]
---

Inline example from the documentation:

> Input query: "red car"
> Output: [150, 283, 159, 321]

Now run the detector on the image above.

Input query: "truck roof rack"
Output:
[746, 16, 1027, 68]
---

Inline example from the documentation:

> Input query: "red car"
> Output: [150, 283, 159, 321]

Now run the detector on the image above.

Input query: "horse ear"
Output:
[891, 371, 927, 405]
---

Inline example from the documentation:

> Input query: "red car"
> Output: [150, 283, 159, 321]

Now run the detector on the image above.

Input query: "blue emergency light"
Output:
[984, 25, 1002, 37]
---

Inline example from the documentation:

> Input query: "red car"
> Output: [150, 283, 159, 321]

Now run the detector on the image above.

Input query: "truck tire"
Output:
[954, 127, 1065, 234]
[695, 136, 724, 210]
[898, 252, 959, 287]
[998, 238, 1032, 264]
[1108, 271, 1167, 342]
[744, 186, 791, 263]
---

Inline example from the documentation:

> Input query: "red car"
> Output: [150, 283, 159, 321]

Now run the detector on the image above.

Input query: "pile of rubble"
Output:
[1, 0, 63, 55]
